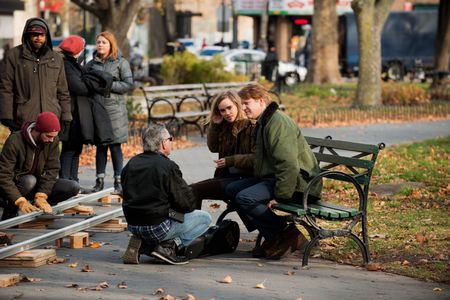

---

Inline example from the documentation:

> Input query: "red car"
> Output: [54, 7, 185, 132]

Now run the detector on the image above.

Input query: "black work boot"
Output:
[122, 235, 142, 264]
[151, 239, 189, 265]
[92, 177, 104, 193]
[113, 177, 122, 195]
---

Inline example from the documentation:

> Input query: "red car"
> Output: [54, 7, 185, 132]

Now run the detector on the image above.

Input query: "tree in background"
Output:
[352, 0, 394, 107]
[430, 0, 450, 100]
[307, 0, 341, 84]
[148, 0, 177, 57]
[70, 0, 142, 59]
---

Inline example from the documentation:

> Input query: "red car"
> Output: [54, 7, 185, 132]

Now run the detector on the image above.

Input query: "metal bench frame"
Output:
[216, 136, 384, 266]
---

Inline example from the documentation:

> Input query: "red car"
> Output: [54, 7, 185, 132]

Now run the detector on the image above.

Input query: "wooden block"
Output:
[98, 195, 123, 204]
[55, 232, 89, 249]
[0, 249, 56, 268]
[18, 219, 54, 229]
[69, 232, 89, 249]
[0, 273, 22, 288]
[63, 205, 94, 216]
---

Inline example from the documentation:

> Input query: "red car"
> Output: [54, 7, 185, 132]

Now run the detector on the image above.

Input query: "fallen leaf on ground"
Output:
[92, 281, 108, 291]
[366, 263, 381, 271]
[48, 257, 66, 264]
[218, 275, 232, 284]
[369, 233, 387, 239]
[183, 294, 196, 300]
[66, 283, 79, 288]
[415, 233, 428, 244]
[153, 288, 165, 295]
[284, 271, 295, 276]
[257, 263, 264, 267]
[20, 276, 41, 282]
[68, 262, 78, 268]
[401, 260, 411, 266]
[433, 287, 442, 292]
[255, 282, 266, 289]
[160, 295, 175, 300]
[89, 242, 102, 248]
[117, 281, 127, 289]
[81, 264, 93, 272]
[209, 203, 221, 209]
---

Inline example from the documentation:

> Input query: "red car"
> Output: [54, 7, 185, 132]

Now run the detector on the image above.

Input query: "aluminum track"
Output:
[0, 188, 125, 260]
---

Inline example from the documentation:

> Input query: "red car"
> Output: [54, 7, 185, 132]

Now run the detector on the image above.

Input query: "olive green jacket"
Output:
[254, 102, 322, 201]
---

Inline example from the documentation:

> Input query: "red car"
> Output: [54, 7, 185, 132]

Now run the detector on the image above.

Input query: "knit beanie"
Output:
[27, 19, 47, 34]
[34, 112, 61, 133]
[59, 35, 85, 55]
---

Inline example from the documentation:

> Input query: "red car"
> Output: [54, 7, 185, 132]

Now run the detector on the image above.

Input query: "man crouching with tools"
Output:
[0, 112, 80, 220]
[122, 123, 212, 265]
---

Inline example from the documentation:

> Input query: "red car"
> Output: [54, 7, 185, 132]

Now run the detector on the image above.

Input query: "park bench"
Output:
[216, 135, 385, 267]
[140, 81, 256, 136]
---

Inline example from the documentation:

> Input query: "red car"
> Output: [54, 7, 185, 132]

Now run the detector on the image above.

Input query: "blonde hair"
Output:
[96, 31, 119, 60]
[207, 90, 246, 124]
[238, 83, 274, 105]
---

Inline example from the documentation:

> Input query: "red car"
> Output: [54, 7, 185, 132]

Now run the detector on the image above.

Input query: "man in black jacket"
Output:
[121, 124, 211, 265]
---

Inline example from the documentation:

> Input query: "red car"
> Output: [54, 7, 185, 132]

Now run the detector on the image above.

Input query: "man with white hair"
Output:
[122, 123, 211, 265]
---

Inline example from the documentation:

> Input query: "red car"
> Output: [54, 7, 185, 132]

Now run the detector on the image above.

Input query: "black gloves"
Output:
[1, 119, 21, 132]
[58, 121, 71, 141]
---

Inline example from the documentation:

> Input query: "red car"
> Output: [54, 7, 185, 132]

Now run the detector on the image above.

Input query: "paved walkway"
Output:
[1, 120, 449, 299]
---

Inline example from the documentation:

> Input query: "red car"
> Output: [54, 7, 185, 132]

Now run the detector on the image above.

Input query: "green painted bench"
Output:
[272, 136, 385, 266]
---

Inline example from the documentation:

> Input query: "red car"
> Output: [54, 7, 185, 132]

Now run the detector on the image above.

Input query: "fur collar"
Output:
[258, 102, 279, 127]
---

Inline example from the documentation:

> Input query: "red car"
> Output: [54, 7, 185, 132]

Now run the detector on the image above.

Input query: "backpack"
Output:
[202, 219, 240, 255]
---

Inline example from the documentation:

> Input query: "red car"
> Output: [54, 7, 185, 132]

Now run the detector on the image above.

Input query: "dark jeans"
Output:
[59, 142, 83, 181]
[225, 177, 287, 241]
[96, 143, 123, 178]
[0, 175, 80, 220]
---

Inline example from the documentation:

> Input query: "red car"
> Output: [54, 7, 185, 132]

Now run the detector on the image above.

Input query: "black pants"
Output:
[0, 175, 80, 220]
[59, 142, 83, 181]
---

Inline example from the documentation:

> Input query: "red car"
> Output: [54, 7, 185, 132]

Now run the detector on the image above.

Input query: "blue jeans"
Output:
[225, 177, 286, 241]
[163, 210, 212, 247]
[96, 143, 123, 178]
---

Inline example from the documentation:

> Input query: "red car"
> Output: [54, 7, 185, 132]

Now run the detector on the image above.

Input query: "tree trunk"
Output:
[430, 0, 450, 100]
[164, 0, 177, 42]
[148, 6, 168, 57]
[307, 0, 342, 84]
[70, 0, 142, 60]
[352, 0, 393, 107]
[259, 0, 269, 51]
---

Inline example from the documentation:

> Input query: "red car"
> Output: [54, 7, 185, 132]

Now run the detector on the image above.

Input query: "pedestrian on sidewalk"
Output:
[226, 84, 323, 259]
[122, 123, 211, 265]
[0, 112, 80, 220]
[86, 31, 133, 195]
[190, 90, 256, 210]
[57, 35, 114, 192]
[0, 18, 71, 133]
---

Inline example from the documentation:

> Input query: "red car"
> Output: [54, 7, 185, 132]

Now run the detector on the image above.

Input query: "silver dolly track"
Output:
[0, 188, 124, 260]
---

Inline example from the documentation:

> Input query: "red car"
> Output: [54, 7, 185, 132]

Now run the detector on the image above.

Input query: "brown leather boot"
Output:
[265, 224, 300, 260]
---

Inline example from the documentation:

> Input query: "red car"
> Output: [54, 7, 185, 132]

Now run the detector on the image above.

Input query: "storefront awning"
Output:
[0, 0, 25, 15]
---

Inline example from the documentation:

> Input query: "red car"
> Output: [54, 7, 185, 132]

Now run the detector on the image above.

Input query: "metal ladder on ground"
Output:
[0, 188, 124, 260]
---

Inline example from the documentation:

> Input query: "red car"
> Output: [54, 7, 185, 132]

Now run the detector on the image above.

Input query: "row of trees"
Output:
[70, 0, 449, 107]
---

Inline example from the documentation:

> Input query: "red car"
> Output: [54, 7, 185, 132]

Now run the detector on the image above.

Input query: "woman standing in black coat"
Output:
[58, 35, 113, 190]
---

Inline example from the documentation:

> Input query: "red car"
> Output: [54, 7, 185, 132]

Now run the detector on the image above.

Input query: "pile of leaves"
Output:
[79, 136, 197, 167]
[308, 137, 449, 282]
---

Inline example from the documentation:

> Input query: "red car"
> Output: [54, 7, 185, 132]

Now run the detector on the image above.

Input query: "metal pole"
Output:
[222, 0, 226, 41]
[0, 208, 124, 260]
[0, 188, 114, 230]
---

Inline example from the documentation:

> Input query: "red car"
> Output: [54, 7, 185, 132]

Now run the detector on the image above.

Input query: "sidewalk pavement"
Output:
[1, 120, 449, 299]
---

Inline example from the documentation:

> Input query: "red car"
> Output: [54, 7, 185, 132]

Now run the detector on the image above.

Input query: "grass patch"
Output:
[315, 137, 450, 283]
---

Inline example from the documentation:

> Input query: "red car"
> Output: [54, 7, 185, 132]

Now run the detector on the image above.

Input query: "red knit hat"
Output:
[35, 112, 61, 133]
[59, 35, 85, 55]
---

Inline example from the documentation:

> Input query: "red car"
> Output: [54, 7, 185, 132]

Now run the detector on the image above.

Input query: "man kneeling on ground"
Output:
[122, 123, 212, 265]
[0, 112, 80, 220]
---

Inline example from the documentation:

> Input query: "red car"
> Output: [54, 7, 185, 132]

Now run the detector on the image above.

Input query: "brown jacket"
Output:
[0, 18, 71, 126]
[0, 123, 60, 205]
[207, 119, 256, 176]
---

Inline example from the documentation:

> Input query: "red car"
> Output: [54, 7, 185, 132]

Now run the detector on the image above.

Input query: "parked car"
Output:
[197, 46, 227, 60]
[177, 38, 198, 54]
[221, 49, 307, 86]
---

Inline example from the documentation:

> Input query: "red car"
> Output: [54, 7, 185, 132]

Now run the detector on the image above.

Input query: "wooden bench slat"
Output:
[306, 136, 380, 154]
[315, 153, 374, 169]
[315, 201, 359, 217]
[273, 203, 306, 217]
